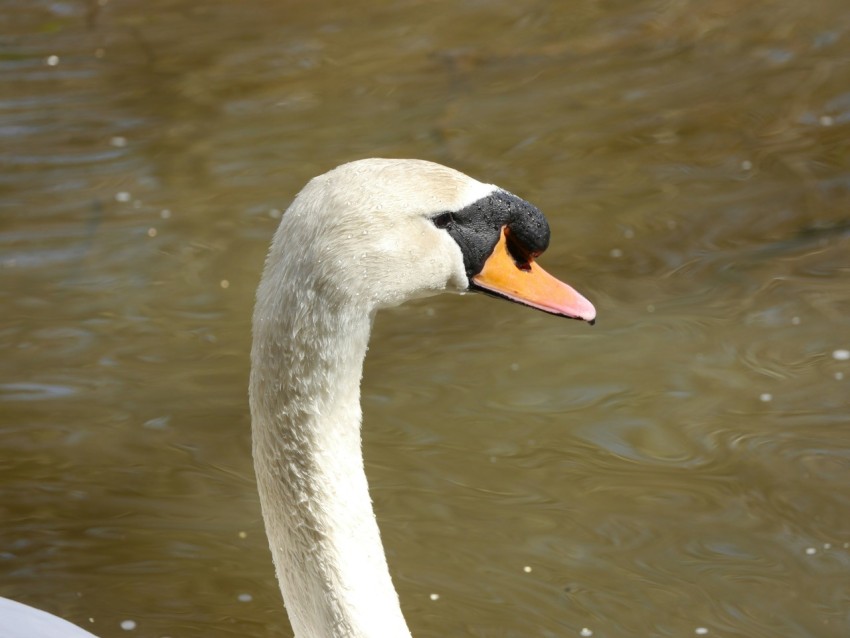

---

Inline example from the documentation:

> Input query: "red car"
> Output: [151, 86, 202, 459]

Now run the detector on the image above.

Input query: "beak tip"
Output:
[571, 296, 597, 325]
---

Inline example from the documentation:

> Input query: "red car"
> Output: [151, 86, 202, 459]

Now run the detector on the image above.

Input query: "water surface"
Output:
[2, 1, 850, 636]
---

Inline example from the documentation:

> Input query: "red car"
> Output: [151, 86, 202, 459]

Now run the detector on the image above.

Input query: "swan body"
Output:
[1, 159, 594, 638]
[0, 597, 97, 638]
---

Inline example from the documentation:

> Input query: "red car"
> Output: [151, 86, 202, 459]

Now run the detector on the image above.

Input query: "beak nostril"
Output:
[505, 227, 536, 271]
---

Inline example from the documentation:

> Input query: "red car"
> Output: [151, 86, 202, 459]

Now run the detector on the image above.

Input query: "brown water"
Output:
[3, 1, 850, 636]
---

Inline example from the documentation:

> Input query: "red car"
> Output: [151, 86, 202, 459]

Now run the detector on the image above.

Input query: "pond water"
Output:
[2, 1, 850, 637]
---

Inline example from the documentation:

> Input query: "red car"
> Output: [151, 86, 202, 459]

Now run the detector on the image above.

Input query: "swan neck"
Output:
[250, 286, 411, 638]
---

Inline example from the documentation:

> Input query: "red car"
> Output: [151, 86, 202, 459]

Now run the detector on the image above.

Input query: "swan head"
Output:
[265, 158, 595, 322]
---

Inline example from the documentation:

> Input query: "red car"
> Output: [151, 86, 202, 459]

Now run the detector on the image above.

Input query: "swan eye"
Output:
[432, 212, 453, 229]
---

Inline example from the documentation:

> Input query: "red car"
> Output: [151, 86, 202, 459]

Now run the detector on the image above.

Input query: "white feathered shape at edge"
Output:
[0, 159, 595, 638]
[0, 597, 97, 637]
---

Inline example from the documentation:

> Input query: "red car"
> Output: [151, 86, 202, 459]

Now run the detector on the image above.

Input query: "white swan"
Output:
[0, 158, 595, 638]
[251, 159, 594, 637]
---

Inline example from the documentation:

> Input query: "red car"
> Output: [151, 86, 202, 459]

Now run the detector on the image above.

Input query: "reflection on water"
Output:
[2, 0, 849, 636]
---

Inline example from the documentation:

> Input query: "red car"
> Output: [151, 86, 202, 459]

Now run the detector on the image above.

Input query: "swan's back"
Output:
[0, 597, 98, 638]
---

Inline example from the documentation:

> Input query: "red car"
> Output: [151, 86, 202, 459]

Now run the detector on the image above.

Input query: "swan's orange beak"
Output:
[471, 227, 596, 323]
